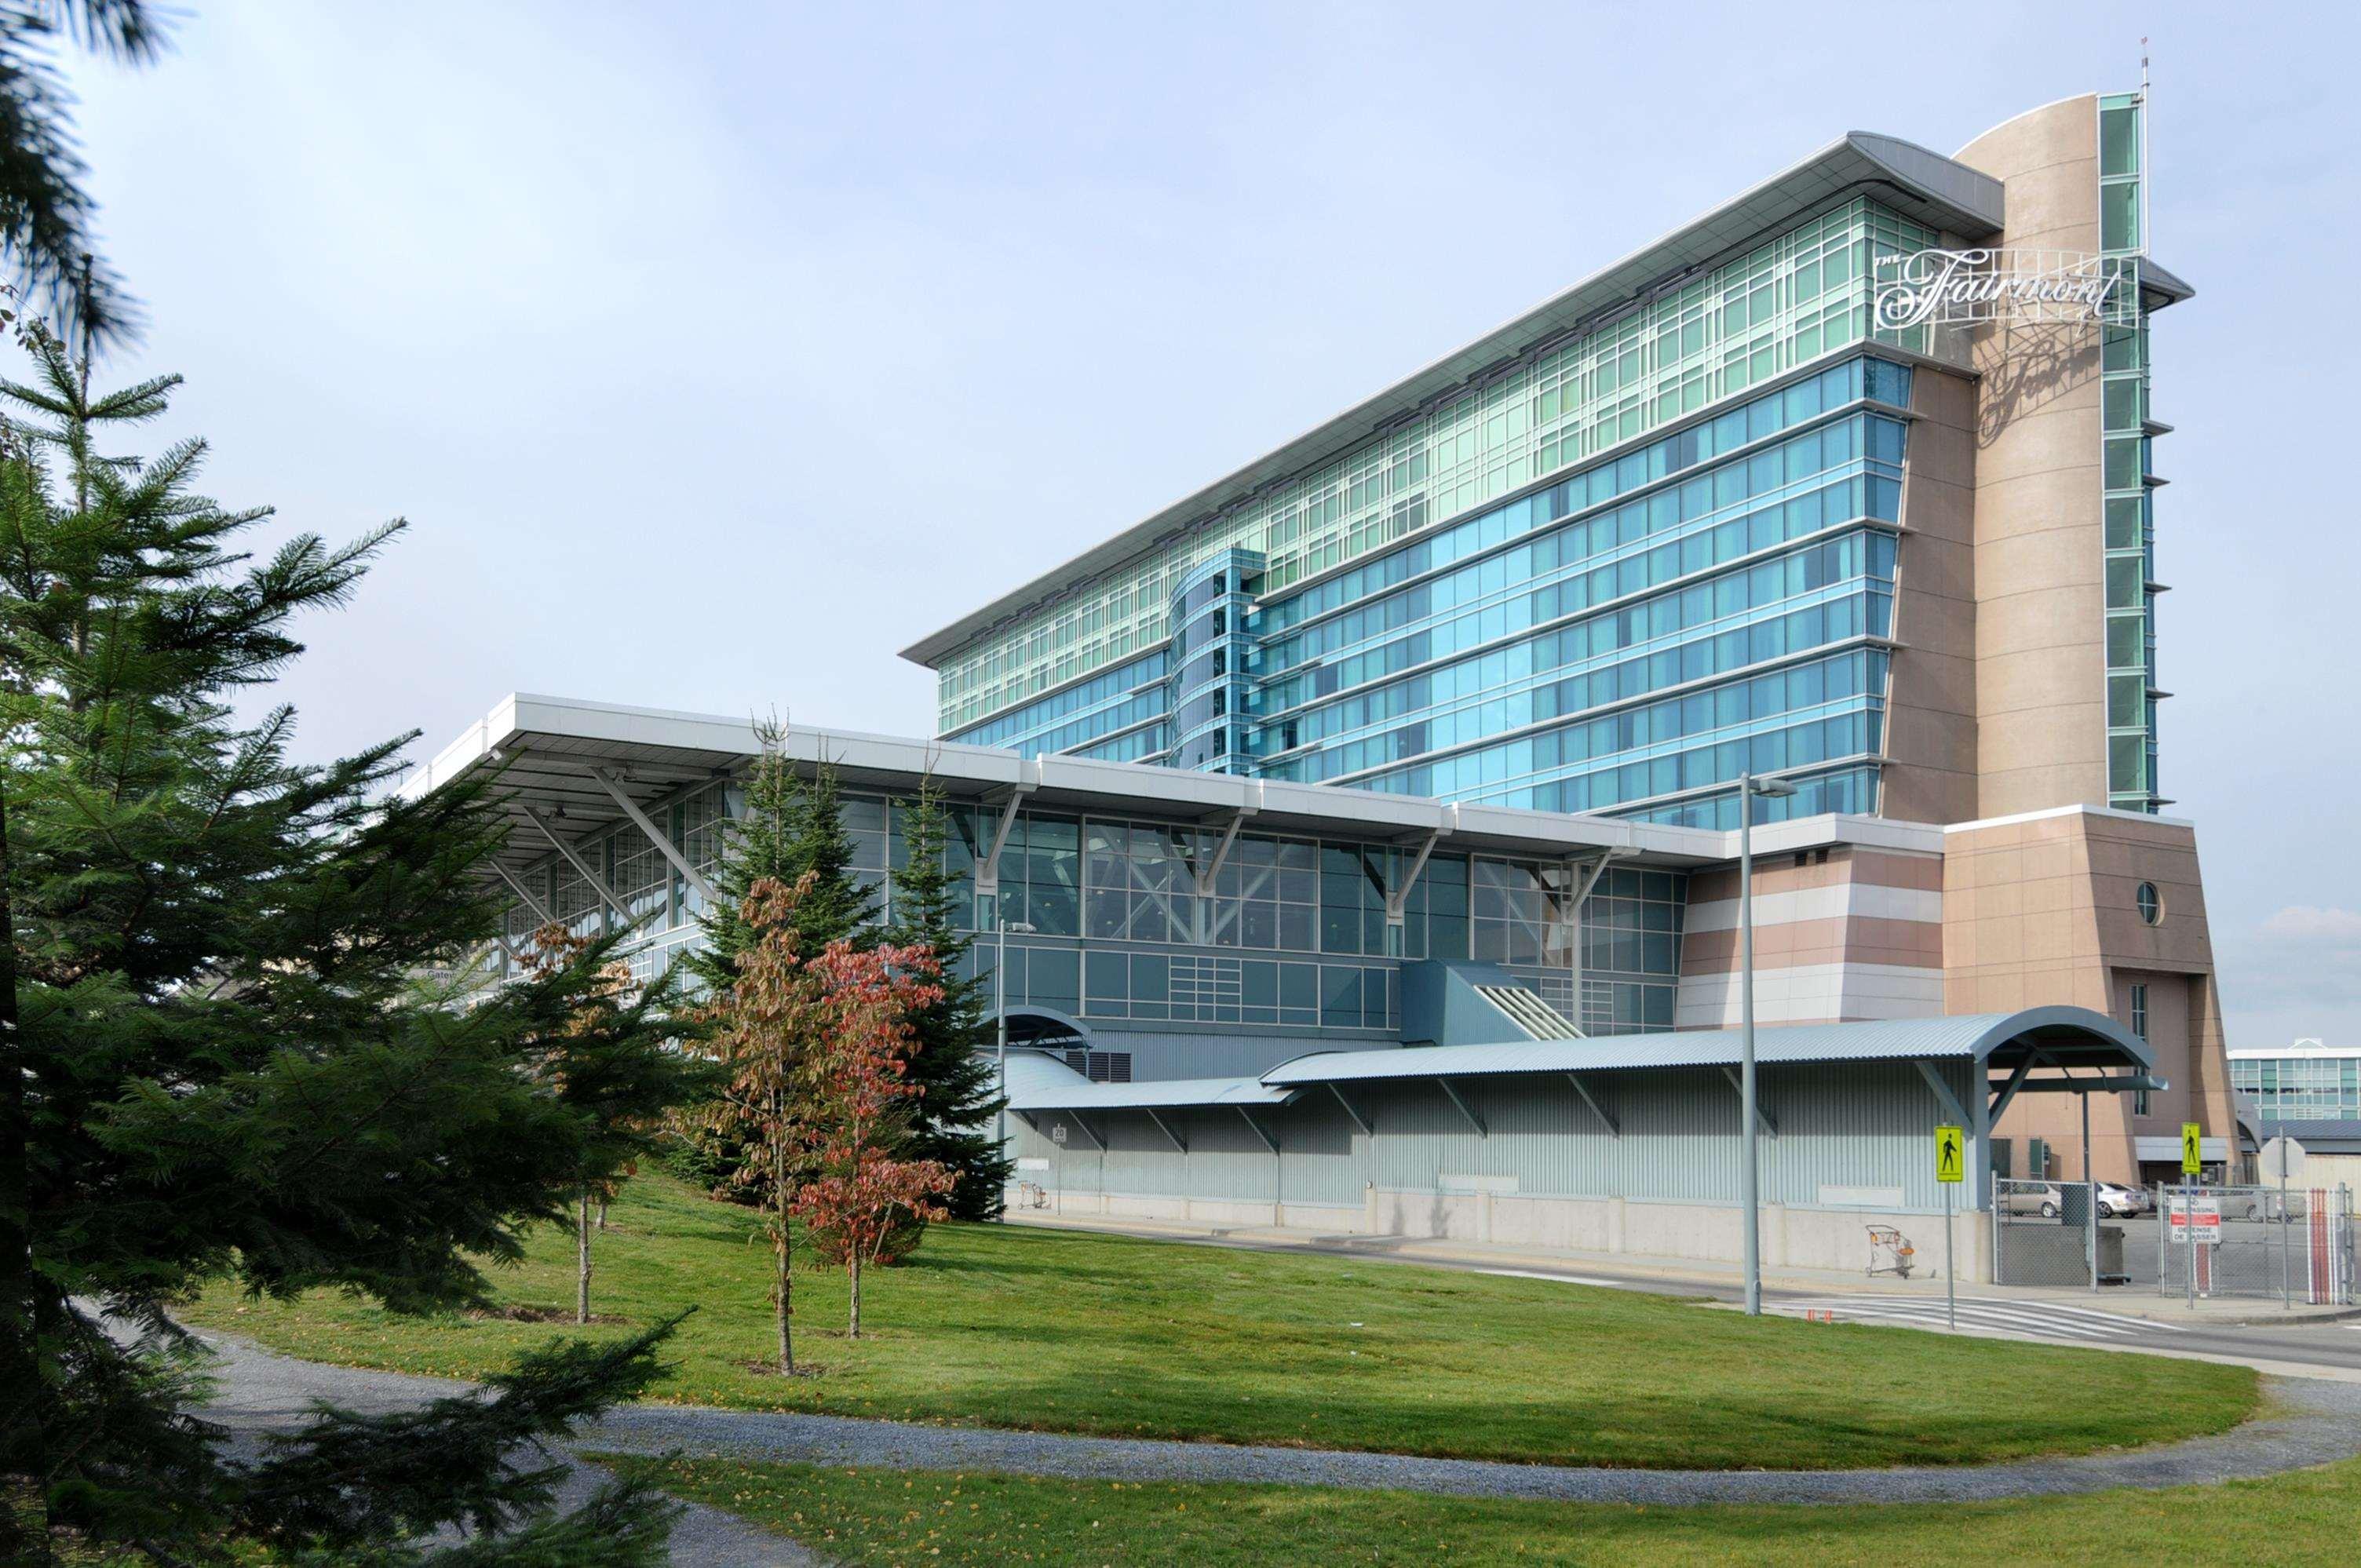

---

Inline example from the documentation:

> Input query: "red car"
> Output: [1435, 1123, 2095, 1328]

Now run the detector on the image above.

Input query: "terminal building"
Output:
[417, 92, 2253, 1279]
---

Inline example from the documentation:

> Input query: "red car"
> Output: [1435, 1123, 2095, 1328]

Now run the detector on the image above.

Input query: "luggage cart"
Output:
[1867, 1224, 1915, 1278]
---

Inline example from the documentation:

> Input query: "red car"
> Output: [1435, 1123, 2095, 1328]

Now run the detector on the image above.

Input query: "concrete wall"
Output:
[1952, 94, 2113, 817]
[1884, 364, 1983, 824]
[1005, 1056, 1992, 1280]
[1943, 804, 2238, 1184]
[1675, 845, 1946, 1026]
[1011, 1183, 1994, 1283]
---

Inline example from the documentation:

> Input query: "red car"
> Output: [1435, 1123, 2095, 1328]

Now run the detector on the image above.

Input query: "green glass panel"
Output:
[2104, 436, 2144, 491]
[2103, 377, 2144, 432]
[2106, 556, 2144, 609]
[2106, 611, 2145, 669]
[2108, 673, 2146, 727]
[2100, 105, 2140, 177]
[2104, 325, 2145, 373]
[2101, 182, 2140, 252]
[2109, 731, 2146, 792]
[2106, 496, 2144, 549]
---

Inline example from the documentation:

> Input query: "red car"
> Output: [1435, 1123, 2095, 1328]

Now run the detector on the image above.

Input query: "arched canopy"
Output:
[1261, 1007, 2156, 1088]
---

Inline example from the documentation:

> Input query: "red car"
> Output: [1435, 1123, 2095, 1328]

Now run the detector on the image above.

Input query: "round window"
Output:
[2136, 882, 2162, 925]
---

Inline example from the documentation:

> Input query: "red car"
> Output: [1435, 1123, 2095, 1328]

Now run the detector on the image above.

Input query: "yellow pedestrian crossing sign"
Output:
[1934, 1125, 1965, 1183]
[2181, 1122, 2202, 1176]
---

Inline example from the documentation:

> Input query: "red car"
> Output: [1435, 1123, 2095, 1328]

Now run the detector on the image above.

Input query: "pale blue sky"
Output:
[54, 1, 2359, 1048]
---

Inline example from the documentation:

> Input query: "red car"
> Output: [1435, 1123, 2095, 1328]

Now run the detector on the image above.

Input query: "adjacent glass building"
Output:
[905, 102, 2190, 831]
[2231, 1043, 2361, 1125]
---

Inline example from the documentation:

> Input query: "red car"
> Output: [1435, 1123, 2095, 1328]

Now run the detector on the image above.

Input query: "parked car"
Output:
[2096, 1182, 2151, 1217]
[2002, 1181, 2065, 1218]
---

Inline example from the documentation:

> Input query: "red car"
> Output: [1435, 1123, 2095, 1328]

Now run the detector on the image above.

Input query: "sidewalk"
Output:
[1005, 1210, 2361, 1327]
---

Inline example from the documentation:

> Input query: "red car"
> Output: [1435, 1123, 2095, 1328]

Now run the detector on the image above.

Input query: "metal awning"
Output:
[402, 693, 1769, 895]
[1002, 1049, 1294, 1112]
[1262, 1007, 2156, 1087]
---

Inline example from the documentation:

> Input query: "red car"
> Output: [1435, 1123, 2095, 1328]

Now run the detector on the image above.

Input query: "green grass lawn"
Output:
[184, 1172, 2253, 1470]
[607, 1453, 2361, 1567]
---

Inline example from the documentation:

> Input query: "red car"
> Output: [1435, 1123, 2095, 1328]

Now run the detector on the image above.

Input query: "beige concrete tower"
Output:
[1952, 95, 2114, 819]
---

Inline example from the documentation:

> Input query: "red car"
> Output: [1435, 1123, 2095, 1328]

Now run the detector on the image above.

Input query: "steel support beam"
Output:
[1437, 1078, 1487, 1138]
[1383, 821, 1447, 925]
[524, 805, 633, 924]
[1064, 1114, 1106, 1153]
[1996, 1074, 2169, 1095]
[593, 768, 719, 906]
[1328, 1082, 1373, 1137]
[1721, 1064, 1777, 1137]
[1144, 1108, 1188, 1154]
[1986, 1052, 2042, 1126]
[1567, 1073, 1618, 1137]
[493, 862, 553, 924]
[1236, 1106, 1279, 1155]
[1914, 1059, 1969, 1125]
[1199, 798, 1260, 887]
[970, 771, 1038, 899]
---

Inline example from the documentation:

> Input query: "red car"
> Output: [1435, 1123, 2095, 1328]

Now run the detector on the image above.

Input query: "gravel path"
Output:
[582, 1377, 2361, 1505]
[194, 1326, 2361, 1513]
[191, 1329, 818, 1566]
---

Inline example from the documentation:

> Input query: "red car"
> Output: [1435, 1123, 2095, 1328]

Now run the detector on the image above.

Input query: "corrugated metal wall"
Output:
[1009, 1059, 1966, 1214]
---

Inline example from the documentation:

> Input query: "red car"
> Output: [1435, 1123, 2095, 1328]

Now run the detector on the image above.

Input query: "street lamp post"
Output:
[992, 909, 1037, 1217]
[1737, 771, 1795, 1316]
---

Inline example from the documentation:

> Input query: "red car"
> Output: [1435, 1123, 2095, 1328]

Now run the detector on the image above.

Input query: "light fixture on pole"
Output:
[1736, 771, 1795, 1316]
[993, 911, 1038, 1218]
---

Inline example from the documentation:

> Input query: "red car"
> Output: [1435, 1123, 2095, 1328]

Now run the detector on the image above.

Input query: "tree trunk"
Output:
[596, 1196, 608, 1231]
[772, 1118, 794, 1374]
[848, 1249, 862, 1340]
[575, 1187, 593, 1325]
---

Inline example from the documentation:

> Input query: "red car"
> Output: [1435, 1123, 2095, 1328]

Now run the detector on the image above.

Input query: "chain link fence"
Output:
[1992, 1177, 2134, 1286]
[2141, 1183, 2353, 1305]
[1994, 1177, 2354, 1302]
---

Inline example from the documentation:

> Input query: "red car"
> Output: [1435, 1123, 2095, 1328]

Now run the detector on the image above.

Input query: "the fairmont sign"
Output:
[1872, 248, 2133, 332]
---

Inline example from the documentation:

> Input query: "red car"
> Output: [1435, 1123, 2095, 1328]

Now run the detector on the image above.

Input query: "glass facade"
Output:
[480, 779, 1687, 1038]
[955, 336, 1914, 830]
[936, 198, 1936, 741]
[2231, 1052, 2361, 1123]
[2100, 89, 2165, 811]
[935, 108, 2173, 832]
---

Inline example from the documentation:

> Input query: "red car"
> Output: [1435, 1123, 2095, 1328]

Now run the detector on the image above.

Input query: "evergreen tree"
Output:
[884, 781, 1009, 1225]
[1, 327, 690, 1561]
[0, 2, 171, 349]
[670, 721, 875, 1201]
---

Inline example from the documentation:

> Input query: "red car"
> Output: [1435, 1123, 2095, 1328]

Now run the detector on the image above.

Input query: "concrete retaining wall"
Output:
[1004, 1181, 1992, 1282]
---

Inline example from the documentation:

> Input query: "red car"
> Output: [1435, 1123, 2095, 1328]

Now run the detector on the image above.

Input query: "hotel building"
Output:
[418, 92, 2265, 1278]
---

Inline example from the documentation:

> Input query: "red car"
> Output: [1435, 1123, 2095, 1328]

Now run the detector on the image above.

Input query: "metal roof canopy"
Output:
[1003, 1049, 1295, 1113]
[997, 1008, 2158, 1116]
[1261, 1007, 2158, 1088]
[403, 692, 1770, 887]
[900, 131, 2005, 671]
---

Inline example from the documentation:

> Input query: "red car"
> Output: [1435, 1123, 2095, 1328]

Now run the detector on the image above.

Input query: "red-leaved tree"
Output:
[789, 942, 954, 1340]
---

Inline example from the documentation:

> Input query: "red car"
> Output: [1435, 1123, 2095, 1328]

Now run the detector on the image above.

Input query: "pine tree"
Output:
[2, 326, 691, 1560]
[671, 721, 876, 1201]
[885, 780, 1010, 1225]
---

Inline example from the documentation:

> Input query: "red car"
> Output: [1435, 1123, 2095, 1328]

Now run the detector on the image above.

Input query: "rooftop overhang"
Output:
[1261, 1006, 2157, 1089]
[405, 693, 1775, 888]
[1003, 1049, 1296, 1114]
[900, 132, 2005, 672]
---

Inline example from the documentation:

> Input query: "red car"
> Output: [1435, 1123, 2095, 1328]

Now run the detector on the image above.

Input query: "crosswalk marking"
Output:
[1774, 1295, 2182, 1341]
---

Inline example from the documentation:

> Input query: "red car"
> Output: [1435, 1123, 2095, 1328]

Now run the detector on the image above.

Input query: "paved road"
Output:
[1767, 1289, 2361, 1372]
